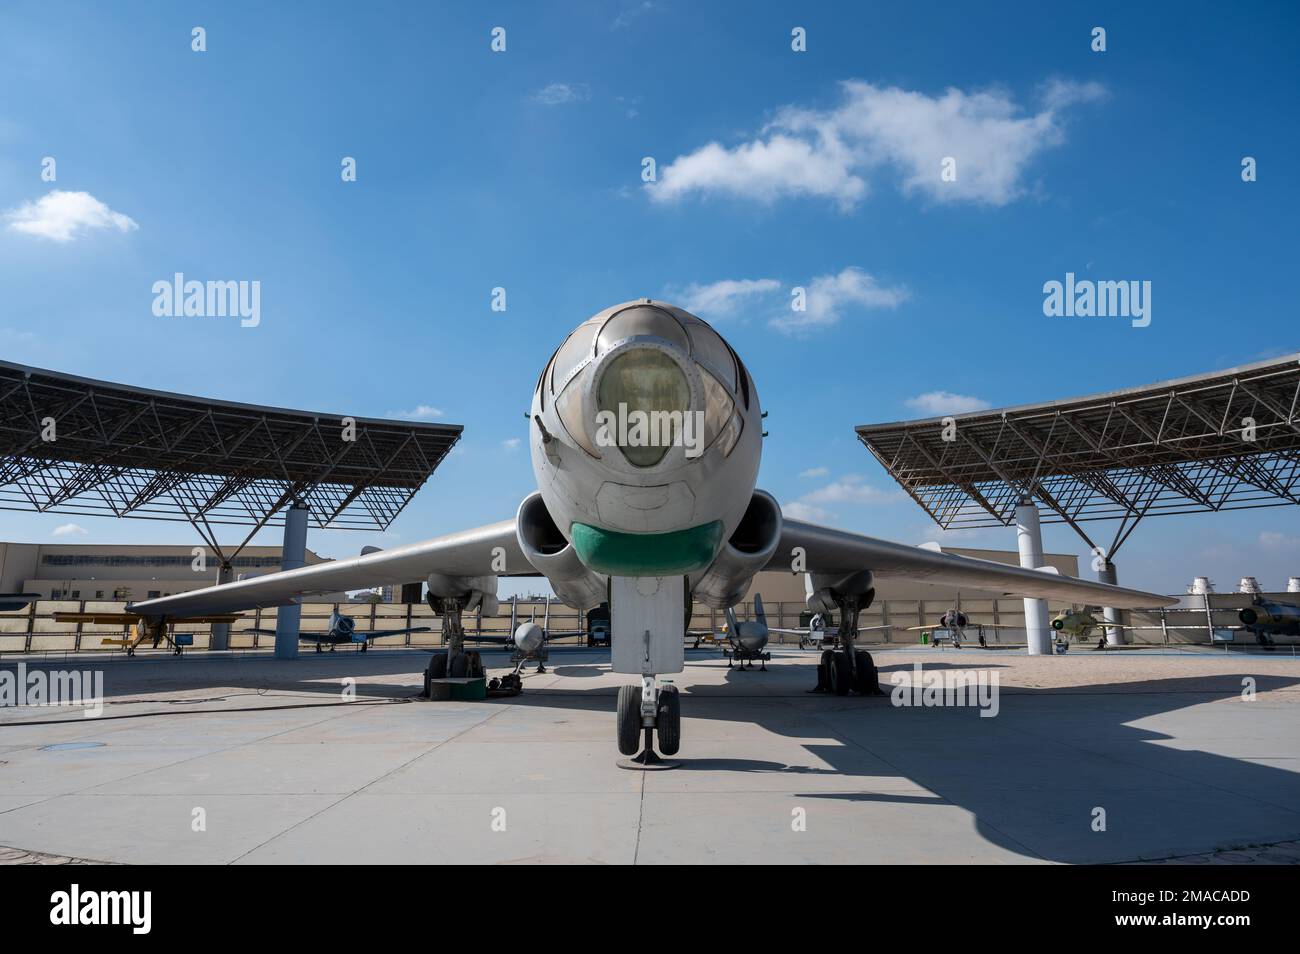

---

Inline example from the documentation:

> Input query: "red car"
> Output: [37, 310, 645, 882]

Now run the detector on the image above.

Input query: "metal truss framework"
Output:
[856, 353, 1300, 558]
[0, 361, 461, 559]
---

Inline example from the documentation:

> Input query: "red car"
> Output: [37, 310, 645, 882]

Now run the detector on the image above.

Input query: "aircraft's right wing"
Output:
[773, 519, 1174, 609]
[129, 519, 525, 620]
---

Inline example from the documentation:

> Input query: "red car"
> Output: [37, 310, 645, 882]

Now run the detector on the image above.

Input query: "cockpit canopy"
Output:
[541, 302, 748, 467]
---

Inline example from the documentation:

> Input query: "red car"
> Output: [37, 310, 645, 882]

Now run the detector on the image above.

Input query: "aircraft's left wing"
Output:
[128, 520, 525, 620]
[365, 627, 434, 638]
[772, 519, 1173, 609]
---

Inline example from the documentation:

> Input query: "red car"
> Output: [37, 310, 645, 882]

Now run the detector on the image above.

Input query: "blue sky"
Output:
[0, 0, 1297, 594]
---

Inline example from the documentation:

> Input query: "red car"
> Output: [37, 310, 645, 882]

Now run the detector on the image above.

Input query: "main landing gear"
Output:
[809, 592, 884, 697]
[421, 596, 486, 697]
[616, 675, 681, 770]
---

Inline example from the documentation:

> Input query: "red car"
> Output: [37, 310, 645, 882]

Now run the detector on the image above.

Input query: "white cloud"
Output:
[5, 190, 138, 242]
[1040, 78, 1107, 111]
[651, 79, 1103, 209]
[800, 473, 898, 506]
[52, 523, 87, 537]
[530, 82, 591, 106]
[386, 404, 445, 420]
[672, 278, 781, 319]
[784, 474, 900, 523]
[1259, 531, 1300, 549]
[612, 1, 657, 29]
[651, 136, 868, 208]
[501, 438, 521, 451]
[799, 466, 829, 478]
[771, 266, 907, 334]
[904, 390, 992, 416]
[782, 500, 835, 524]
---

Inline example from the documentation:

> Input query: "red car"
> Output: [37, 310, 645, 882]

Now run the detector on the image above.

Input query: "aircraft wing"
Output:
[365, 626, 434, 638]
[54, 611, 242, 625]
[773, 520, 1173, 610]
[128, 520, 524, 620]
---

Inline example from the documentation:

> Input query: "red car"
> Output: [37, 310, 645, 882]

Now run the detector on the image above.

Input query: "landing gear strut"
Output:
[421, 596, 485, 697]
[809, 592, 884, 697]
[617, 675, 680, 770]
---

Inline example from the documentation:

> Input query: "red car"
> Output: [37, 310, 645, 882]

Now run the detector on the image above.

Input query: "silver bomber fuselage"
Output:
[524, 300, 765, 596]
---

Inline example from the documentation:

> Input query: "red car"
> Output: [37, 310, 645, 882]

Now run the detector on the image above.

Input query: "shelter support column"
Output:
[209, 561, 234, 650]
[274, 503, 309, 660]
[1097, 561, 1125, 646]
[1015, 498, 1052, 656]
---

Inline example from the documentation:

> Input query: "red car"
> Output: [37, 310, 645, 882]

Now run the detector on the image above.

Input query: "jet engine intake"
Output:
[515, 492, 608, 610]
[692, 490, 782, 610]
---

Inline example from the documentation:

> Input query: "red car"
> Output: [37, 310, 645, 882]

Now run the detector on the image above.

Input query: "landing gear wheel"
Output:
[449, 652, 469, 678]
[809, 649, 835, 693]
[616, 685, 641, 756]
[315, 644, 322, 654]
[828, 651, 852, 696]
[360, 642, 368, 653]
[463, 651, 484, 678]
[854, 649, 880, 696]
[428, 653, 448, 679]
[656, 685, 681, 756]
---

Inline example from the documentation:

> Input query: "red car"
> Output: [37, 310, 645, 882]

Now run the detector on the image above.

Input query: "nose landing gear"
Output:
[617, 675, 681, 770]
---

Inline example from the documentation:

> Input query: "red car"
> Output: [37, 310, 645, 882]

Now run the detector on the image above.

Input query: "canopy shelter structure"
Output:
[0, 360, 461, 652]
[858, 353, 1300, 558]
[856, 352, 1300, 649]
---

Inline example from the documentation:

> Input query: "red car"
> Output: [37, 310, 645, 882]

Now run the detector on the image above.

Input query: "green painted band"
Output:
[570, 521, 723, 576]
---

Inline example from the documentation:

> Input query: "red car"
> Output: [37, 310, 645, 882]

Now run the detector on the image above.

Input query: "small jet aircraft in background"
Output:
[906, 595, 1014, 648]
[1049, 607, 1131, 646]
[1239, 598, 1300, 649]
[718, 593, 775, 670]
[774, 612, 892, 650]
[467, 597, 585, 676]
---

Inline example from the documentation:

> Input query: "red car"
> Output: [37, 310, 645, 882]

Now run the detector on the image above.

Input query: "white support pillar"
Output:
[209, 561, 234, 651]
[274, 503, 309, 660]
[1015, 498, 1052, 655]
[1097, 561, 1125, 646]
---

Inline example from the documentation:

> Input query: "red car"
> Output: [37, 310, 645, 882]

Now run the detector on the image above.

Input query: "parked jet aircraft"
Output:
[1239, 598, 1300, 648]
[124, 300, 1172, 763]
[772, 613, 892, 650]
[906, 595, 1015, 648]
[692, 592, 775, 670]
[1049, 608, 1132, 645]
[466, 597, 584, 674]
